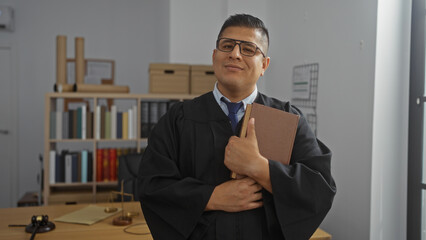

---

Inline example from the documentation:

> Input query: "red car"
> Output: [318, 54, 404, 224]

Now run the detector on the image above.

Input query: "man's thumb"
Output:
[247, 118, 256, 139]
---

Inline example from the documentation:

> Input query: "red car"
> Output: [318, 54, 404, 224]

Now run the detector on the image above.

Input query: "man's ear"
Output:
[260, 57, 271, 76]
[212, 49, 217, 63]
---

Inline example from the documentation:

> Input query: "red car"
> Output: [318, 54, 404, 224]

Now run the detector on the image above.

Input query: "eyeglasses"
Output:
[216, 38, 266, 57]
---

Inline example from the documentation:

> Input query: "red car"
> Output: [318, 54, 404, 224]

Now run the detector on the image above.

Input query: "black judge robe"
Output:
[138, 92, 336, 240]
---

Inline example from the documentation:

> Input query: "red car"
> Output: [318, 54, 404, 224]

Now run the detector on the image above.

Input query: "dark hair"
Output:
[218, 14, 269, 51]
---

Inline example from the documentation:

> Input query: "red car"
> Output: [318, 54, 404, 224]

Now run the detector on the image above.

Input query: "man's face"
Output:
[212, 26, 270, 100]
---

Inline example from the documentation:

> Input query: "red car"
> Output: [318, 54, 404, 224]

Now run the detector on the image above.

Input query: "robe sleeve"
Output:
[265, 106, 336, 240]
[137, 103, 215, 239]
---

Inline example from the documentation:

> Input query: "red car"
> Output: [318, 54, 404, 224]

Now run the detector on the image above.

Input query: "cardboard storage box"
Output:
[190, 65, 216, 94]
[149, 63, 190, 94]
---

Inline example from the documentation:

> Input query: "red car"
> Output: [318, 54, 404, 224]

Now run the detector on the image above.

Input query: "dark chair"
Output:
[117, 153, 143, 201]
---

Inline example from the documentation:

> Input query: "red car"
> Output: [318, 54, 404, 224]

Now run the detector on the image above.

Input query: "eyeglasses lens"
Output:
[217, 39, 257, 57]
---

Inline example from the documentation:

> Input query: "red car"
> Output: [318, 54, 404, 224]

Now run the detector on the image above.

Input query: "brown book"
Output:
[231, 103, 300, 179]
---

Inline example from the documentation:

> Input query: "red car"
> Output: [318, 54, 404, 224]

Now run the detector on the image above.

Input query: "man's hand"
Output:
[224, 118, 272, 192]
[205, 177, 263, 212]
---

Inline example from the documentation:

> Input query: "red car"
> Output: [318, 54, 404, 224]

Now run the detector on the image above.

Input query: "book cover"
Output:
[232, 103, 300, 179]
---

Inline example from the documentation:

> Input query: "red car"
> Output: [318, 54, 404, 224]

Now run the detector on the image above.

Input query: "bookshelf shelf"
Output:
[96, 139, 138, 142]
[44, 92, 195, 205]
[95, 181, 118, 187]
[51, 182, 95, 187]
[49, 139, 95, 143]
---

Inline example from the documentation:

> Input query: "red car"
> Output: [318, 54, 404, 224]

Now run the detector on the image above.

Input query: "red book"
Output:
[103, 148, 110, 182]
[96, 148, 103, 182]
[109, 148, 117, 181]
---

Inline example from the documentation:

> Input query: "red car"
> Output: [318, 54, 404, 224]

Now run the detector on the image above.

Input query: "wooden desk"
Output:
[1, 202, 330, 240]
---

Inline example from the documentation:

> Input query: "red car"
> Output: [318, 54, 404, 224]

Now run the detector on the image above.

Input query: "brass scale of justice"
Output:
[104, 180, 139, 226]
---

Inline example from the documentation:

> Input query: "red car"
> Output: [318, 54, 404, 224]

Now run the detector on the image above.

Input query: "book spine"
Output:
[159, 101, 168, 118]
[132, 105, 137, 139]
[100, 106, 106, 139]
[72, 153, 79, 182]
[111, 105, 117, 139]
[149, 102, 159, 132]
[81, 150, 88, 183]
[73, 109, 78, 139]
[105, 111, 111, 139]
[63, 111, 69, 139]
[65, 154, 72, 183]
[50, 111, 56, 139]
[140, 101, 149, 138]
[122, 112, 129, 139]
[128, 108, 133, 139]
[86, 111, 93, 139]
[81, 105, 86, 140]
[49, 150, 56, 184]
[96, 148, 103, 182]
[109, 148, 117, 181]
[102, 148, 110, 182]
[68, 110, 74, 139]
[56, 111, 62, 139]
[87, 152, 93, 182]
[95, 105, 101, 139]
[117, 112, 122, 139]
[55, 152, 65, 183]
[76, 107, 82, 139]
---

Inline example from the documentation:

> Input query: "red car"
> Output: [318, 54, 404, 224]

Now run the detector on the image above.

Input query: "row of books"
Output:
[49, 147, 137, 184]
[49, 101, 178, 140]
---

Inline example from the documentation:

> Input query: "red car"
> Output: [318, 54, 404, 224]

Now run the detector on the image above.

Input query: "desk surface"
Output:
[1, 202, 331, 240]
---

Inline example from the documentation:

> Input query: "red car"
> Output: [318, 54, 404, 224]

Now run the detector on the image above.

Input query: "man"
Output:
[138, 14, 336, 240]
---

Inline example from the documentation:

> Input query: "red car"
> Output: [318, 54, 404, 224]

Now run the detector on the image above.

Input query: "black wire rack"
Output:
[291, 63, 319, 135]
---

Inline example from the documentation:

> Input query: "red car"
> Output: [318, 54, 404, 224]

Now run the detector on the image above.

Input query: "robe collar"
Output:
[184, 91, 267, 122]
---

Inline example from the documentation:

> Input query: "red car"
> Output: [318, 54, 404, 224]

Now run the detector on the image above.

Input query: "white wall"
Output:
[0, 0, 170, 203]
[371, 0, 411, 239]
[265, 1, 379, 239]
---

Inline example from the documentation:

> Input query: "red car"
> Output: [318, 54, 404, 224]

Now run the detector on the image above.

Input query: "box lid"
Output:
[149, 63, 190, 71]
[191, 65, 214, 71]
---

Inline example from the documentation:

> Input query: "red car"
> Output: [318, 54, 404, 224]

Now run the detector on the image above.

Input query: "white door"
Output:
[0, 45, 17, 208]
